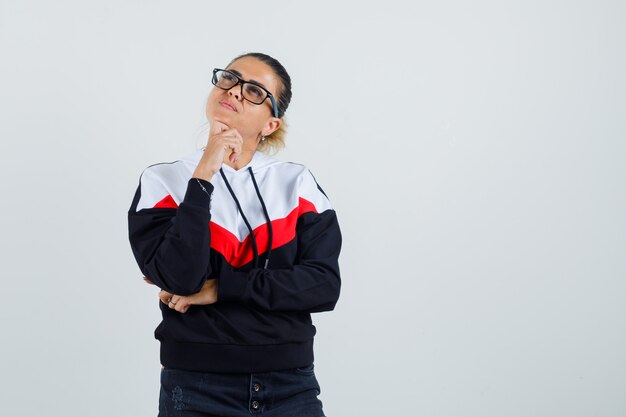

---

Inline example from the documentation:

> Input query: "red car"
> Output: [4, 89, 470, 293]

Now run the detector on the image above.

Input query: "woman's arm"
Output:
[218, 203, 342, 313]
[148, 207, 341, 314]
[128, 124, 243, 296]
[215, 169, 342, 313]
[128, 176, 214, 295]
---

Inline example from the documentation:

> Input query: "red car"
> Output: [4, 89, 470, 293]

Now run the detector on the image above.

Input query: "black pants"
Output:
[158, 364, 325, 417]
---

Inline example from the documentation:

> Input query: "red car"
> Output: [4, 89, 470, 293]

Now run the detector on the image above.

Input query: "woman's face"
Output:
[205, 56, 281, 142]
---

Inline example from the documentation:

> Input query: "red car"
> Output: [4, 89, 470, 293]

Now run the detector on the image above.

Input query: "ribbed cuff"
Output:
[183, 178, 214, 208]
[218, 269, 249, 302]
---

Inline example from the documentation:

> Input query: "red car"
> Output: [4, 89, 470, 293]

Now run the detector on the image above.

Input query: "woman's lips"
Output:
[219, 101, 237, 112]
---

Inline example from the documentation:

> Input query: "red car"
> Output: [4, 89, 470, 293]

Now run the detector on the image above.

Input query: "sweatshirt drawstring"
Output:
[248, 167, 273, 269]
[219, 167, 273, 269]
[219, 168, 258, 267]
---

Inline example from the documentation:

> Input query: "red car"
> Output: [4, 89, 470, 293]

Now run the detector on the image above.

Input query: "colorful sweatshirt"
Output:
[128, 150, 342, 373]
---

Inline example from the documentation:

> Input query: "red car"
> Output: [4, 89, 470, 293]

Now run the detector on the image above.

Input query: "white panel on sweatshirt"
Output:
[135, 150, 333, 242]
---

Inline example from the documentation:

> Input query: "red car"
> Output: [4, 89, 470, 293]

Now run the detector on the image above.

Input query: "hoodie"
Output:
[128, 150, 341, 373]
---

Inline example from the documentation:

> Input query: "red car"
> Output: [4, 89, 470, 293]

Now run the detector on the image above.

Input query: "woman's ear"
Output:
[262, 117, 282, 137]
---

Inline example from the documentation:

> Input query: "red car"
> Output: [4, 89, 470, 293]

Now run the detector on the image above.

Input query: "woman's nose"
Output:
[228, 84, 242, 100]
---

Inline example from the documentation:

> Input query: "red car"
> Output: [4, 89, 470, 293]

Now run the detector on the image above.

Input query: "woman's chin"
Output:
[208, 110, 237, 127]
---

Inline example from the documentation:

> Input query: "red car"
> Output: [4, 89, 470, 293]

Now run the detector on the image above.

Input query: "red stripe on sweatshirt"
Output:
[211, 197, 317, 268]
[152, 195, 318, 268]
[153, 194, 178, 209]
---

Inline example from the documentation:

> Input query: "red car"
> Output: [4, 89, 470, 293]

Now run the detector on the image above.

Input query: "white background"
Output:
[1, 1, 625, 416]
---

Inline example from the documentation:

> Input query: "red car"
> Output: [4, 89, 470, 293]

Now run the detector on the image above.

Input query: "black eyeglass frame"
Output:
[212, 68, 279, 118]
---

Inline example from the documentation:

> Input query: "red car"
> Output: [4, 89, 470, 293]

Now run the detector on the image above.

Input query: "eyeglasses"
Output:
[211, 68, 279, 118]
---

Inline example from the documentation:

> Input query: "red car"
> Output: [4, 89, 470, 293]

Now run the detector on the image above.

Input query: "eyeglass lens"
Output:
[214, 70, 267, 105]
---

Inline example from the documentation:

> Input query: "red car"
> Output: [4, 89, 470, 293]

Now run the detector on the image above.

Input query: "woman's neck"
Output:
[222, 148, 256, 171]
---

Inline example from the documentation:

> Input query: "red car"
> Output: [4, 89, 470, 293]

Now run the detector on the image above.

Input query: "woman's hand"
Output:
[155, 279, 219, 313]
[192, 121, 243, 182]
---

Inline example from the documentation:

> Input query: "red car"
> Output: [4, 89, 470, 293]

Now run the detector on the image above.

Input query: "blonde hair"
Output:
[257, 118, 287, 154]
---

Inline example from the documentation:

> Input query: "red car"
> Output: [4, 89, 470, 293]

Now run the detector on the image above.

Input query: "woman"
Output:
[128, 52, 341, 417]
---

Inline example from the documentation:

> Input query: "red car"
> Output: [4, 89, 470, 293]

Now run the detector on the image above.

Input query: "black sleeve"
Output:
[128, 177, 214, 295]
[217, 209, 342, 313]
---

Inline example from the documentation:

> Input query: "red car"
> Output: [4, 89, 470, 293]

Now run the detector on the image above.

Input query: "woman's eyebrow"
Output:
[228, 68, 268, 90]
